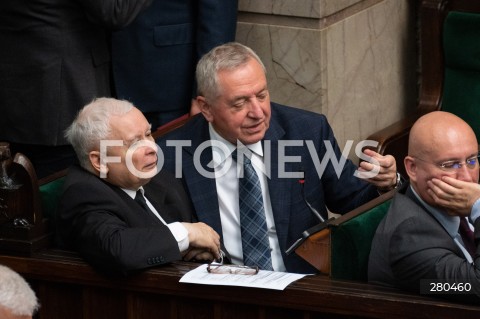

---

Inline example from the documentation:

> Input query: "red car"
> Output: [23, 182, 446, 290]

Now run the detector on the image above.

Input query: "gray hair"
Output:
[0, 265, 39, 316]
[65, 97, 133, 171]
[196, 42, 266, 102]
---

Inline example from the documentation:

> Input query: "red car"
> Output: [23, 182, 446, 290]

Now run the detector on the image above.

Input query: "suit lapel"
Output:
[143, 188, 178, 224]
[405, 186, 449, 231]
[182, 118, 224, 235]
[109, 184, 164, 224]
[404, 185, 465, 255]
[263, 114, 293, 251]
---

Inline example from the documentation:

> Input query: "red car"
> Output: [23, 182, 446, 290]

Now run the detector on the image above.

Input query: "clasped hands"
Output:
[181, 222, 222, 262]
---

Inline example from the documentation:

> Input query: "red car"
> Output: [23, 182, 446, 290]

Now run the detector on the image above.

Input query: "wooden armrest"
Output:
[294, 228, 331, 274]
[38, 168, 68, 186]
[330, 189, 396, 227]
[366, 113, 420, 178]
[152, 113, 190, 139]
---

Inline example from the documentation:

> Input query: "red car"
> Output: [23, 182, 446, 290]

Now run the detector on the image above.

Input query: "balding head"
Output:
[405, 111, 479, 206]
[408, 111, 477, 159]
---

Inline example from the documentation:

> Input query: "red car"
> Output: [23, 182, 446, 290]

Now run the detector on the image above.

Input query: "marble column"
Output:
[236, 0, 417, 159]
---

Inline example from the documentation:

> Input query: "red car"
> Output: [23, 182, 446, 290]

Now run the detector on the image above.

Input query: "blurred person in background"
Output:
[0, 0, 152, 179]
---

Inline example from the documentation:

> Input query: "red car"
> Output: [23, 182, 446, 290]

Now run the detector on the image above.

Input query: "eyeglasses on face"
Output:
[207, 263, 259, 275]
[413, 153, 480, 171]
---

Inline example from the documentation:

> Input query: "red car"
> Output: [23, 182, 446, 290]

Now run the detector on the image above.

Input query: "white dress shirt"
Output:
[208, 124, 286, 271]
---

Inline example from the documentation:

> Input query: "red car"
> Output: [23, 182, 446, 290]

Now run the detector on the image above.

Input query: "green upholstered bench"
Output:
[330, 199, 391, 281]
[37, 169, 68, 231]
[39, 176, 66, 221]
[293, 190, 395, 280]
[442, 11, 480, 140]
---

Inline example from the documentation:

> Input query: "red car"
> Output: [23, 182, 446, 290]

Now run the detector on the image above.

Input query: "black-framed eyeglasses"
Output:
[413, 153, 480, 171]
[207, 263, 259, 275]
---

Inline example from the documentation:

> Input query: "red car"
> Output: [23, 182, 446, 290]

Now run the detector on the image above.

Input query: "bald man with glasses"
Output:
[368, 111, 480, 304]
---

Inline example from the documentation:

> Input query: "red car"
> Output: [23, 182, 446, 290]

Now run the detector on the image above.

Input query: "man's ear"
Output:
[89, 151, 106, 176]
[197, 96, 213, 122]
[404, 156, 416, 183]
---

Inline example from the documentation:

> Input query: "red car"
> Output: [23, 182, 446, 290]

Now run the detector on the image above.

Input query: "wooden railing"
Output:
[0, 249, 478, 319]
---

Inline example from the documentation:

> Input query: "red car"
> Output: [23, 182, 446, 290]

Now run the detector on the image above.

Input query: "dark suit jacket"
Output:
[111, 0, 238, 114]
[368, 183, 480, 303]
[0, 0, 151, 146]
[157, 103, 379, 273]
[57, 165, 194, 276]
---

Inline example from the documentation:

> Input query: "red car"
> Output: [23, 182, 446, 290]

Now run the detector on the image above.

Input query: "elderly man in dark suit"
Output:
[157, 42, 399, 274]
[369, 111, 480, 303]
[57, 98, 221, 276]
[111, 0, 238, 129]
[0, 0, 153, 179]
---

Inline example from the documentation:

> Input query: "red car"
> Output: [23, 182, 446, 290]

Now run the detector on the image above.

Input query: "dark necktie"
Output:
[233, 150, 273, 270]
[135, 190, 154, 216]
[459, 217, 476, 256]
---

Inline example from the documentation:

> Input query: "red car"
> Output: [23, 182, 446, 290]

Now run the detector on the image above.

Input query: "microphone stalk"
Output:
[299, 178, 325, 223]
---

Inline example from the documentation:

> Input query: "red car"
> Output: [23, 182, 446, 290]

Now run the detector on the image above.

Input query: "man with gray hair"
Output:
[57, 97, 222, 276]
[0, 264, 39, 319]
[157, 42, 400, 273]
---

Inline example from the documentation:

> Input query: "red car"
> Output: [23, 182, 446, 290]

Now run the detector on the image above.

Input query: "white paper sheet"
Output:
[179, 264, 309, 290]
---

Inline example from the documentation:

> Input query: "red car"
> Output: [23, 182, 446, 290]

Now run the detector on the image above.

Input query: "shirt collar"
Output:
[122, 186, 144, 200]
[208, 123, 263, 164]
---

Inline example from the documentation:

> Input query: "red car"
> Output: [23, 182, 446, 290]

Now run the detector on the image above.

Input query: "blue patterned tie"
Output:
[233, 150, 273, 270]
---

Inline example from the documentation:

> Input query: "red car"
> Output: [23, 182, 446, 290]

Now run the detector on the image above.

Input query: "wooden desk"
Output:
[0, 250, 478, 319]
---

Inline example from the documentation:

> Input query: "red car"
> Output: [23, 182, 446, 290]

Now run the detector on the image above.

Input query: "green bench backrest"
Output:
[39, 177, 66, 221]
[330, 200, 391, 281]
[442, 11, 480, 140]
